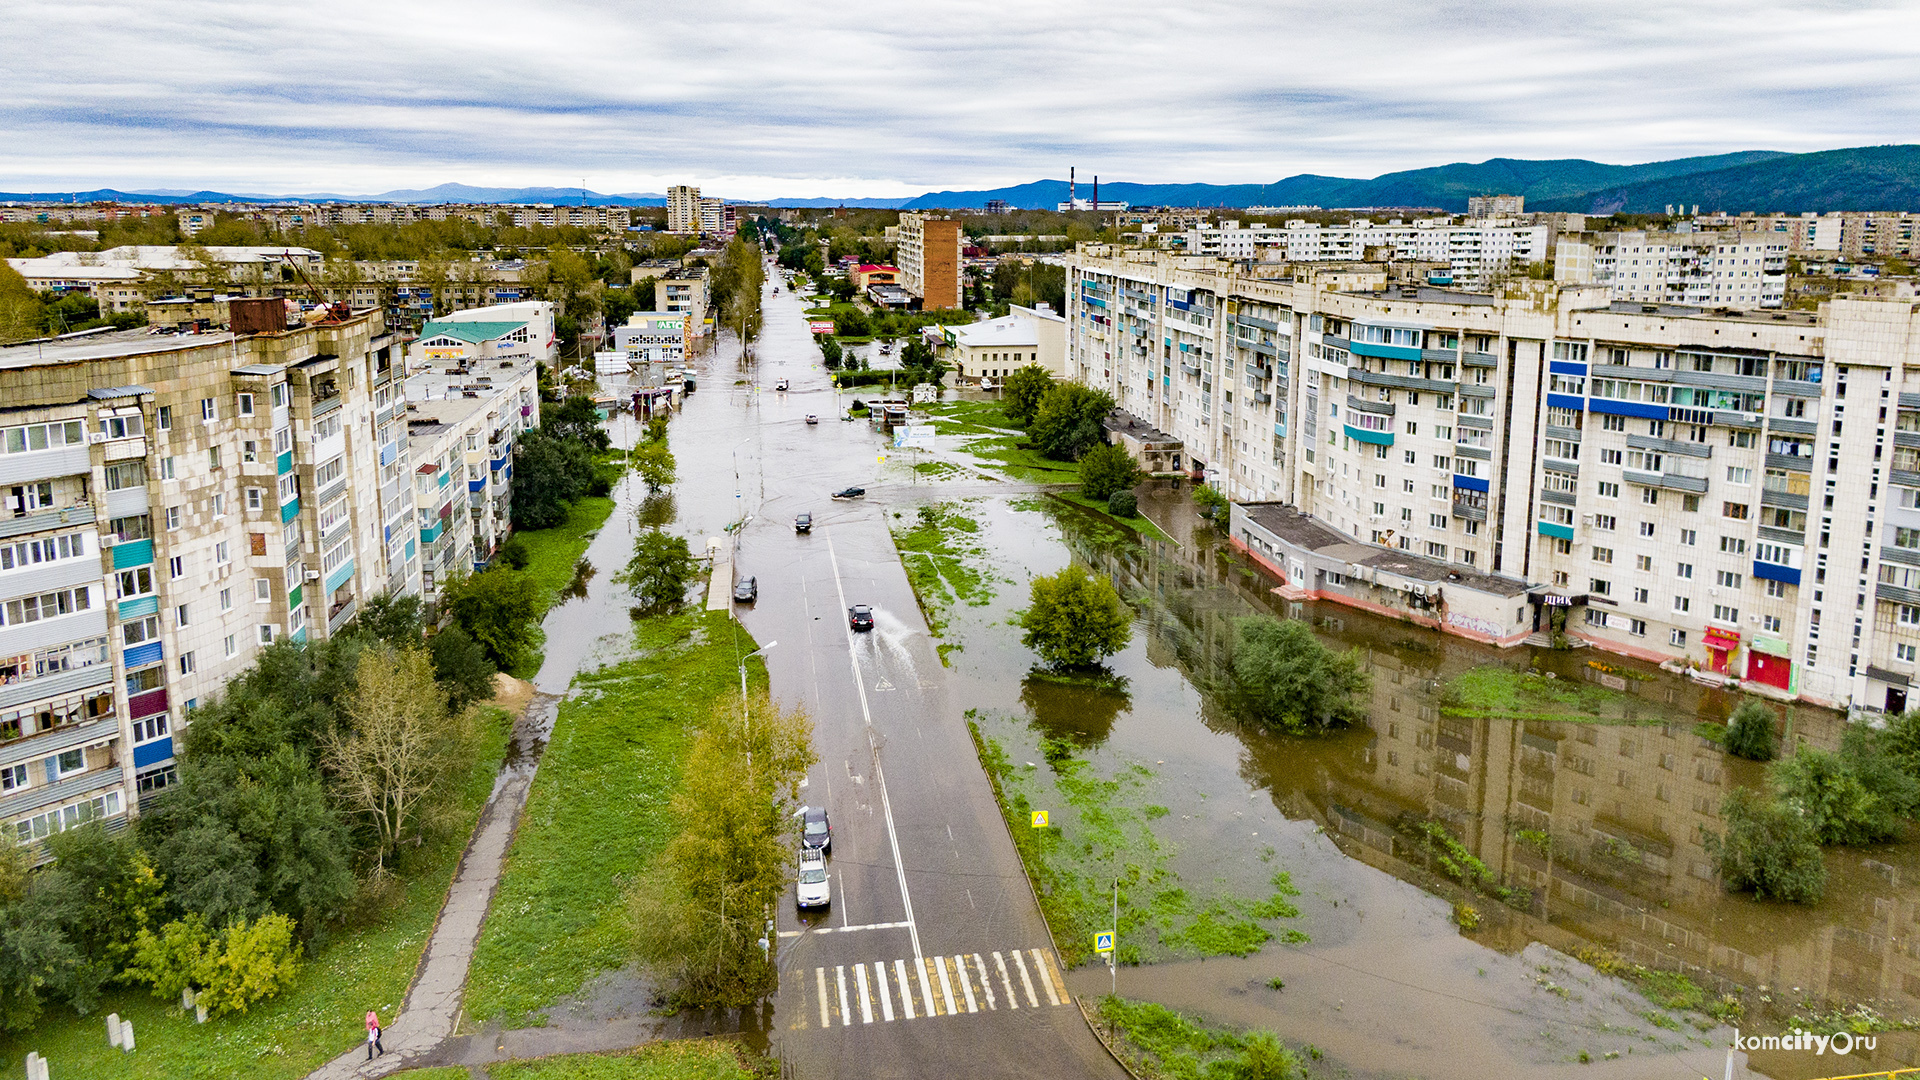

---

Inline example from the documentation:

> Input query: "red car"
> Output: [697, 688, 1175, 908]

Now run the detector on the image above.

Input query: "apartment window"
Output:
[1900, 643, 1919, 664]
[1676, 562, 1693, 578]
[1680, 529, 1696, 546]
[1634, 555, 1653, 572]
[1600, 448, 1623, 465]
[211, 492, 226, 518]
[159, 456, 177, 481]
[1592, 546, 1614, 564]
[1723, 502, 1749, 520]
[1762, 614, 1783, 634]
[1720, 536, 1748, 554]
[1602, 414, 1625, 431]
[1673, 596, 1691, 613]
[208, 446, 221, 469]
[1590, 579, 1612, 596]
[255, 578, 271, 602]
[1404, 450, 1417, 465]
[1427, 542, 1448, 559]
[1727, 466, 1752, 485]
[1434, 455, 1451, 471]
[178, 651, 196, 675]
[1671, 629, 1688, 647]
[175, 603, 190, 627]
[1902, 605, 1920, 626]
[169, 555, 184, 578]
[103, 460, 146, 491]
[258, 625, 275, 646]
[242, 440, 258, 463]
[131, 714, 168, 743]
[156, 405, 172, 430]
[121, 614, 160, 646]
[1431, 513, 1449, 529]
[1592, 514, 1615, 531]
[1552, 570, 1570, 586]
[115, 567, 153, 598]
[1633, 587, 1649, 604]
[1716, 570, 1743, 589]
[1597, 481, 1619, 498]
[1765, 579, 1790, 598]
[237, 393, 255, 416]
[1712, 604, 1739, 624]
[2, 587, 91, 627]
[219, 586, 232, 612]
[1375, 474, 1386, 488]
[1682, 494, 1702, 513]
[201, 398, 216, 422]
[1639, 522, 1655, 537]
[1630, 618, 1648, 636]
[224, 633, 237, 658]
[246, 487, 264, 511]
[271, 383, 287, 408]
[1642, 488, 1660, 506]
[1552, 538, 1573, 555]
[215, 541, 230, 565]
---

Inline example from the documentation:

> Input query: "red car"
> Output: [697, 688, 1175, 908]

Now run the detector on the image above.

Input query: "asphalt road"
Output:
[668, 279, 1127, 1079]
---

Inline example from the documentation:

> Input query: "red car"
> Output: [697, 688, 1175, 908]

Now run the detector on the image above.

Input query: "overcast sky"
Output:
[6, 0, 1919, 198]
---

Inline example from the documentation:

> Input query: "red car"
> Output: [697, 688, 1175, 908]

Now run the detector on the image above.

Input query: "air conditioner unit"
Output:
[305, 568, 320, 581]
[98, 534, 117, 548]
[1410, 583, 1428, 597]
[88, 432, 107, 444]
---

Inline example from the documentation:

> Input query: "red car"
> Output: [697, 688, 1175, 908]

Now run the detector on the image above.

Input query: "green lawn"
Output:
[1048, 492, 1175, 545]
[464, 611, 765, 1027]
[1441, 664, 1635, 723]
[490, 1039, 770, 1079]
[0, 706, 514, 1080]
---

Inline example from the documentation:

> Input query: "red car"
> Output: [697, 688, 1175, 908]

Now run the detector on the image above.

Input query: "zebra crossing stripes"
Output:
[789, 948, 1071, 1030]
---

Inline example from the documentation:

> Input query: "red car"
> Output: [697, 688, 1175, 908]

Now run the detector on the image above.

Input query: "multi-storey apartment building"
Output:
[404, 360, 539, 595]
[1065, 245, 1920, 712]
[1177, 218, 1551, 290]
[0, 303, 414, 846]
[667, 186, 701, 234]
[1553, 230, 1789, 308]
[895, 213, 963, 310]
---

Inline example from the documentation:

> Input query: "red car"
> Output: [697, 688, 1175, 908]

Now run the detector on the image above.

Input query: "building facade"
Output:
[1553, 230, 1789, 309]
[1065, 244, 1920, 712]
[896, 213, 963, 310]
[1177, 219, 1552, 290]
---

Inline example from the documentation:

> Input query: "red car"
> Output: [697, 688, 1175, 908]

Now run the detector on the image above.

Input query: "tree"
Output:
[1078, 441, 1141, 501]
[1018, 565, 1133, 669]
[631, 691, 816, 1006]
[1231, 617, 1369, 733]
[632, 440, 678, 493]
[442, 569, 543, 672]
[1002, 365, 1054, 427]
[1771, 745, 1903, 846]
[1724, 699, 1778, 761]
[353, 591, 425, 648]
[430, 626, 499, 712]
[1193, 484, 1230, 520]
[512, 431, 595, 529]
[623, 528, 700, 613]
[126, 913, 303, 1017]
[543, 395, 612, 451]
[324, 645, 474, 871]
[1710, 787, 1827, 903]
[1029, 383, 1115, 461]
[818, 334, 843, 370]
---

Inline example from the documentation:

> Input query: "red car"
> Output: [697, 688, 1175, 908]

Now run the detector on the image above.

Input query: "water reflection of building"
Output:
[1072, 518, 1920, 1031]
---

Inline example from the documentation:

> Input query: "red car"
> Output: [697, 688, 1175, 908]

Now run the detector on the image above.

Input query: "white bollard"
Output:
[181, 986, 194, 1010]
[25, 1051, 47, 1080]
[107, 1013, 121, 1048]
[194, 1002, 207, 1024]
[119, 1020, 134, 1052]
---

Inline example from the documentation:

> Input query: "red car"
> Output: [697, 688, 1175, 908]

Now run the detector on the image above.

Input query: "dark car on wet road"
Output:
[800, 805, 832, 853]
[794, 512, 812, 533]
[831, 486, 865, 500]
[733, 576, 757, 603]
[848, 604, 873, 631]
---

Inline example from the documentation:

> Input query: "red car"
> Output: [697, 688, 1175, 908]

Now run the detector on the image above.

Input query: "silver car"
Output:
[797, 850, 830, 909]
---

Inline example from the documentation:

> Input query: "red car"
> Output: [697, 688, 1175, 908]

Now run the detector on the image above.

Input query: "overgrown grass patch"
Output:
[969, 718, 1306, 968]
[1095, 996, 1306, 1080]
[0, 706, 513, 1080]
[464, 612, 762, 1027]
[889, 501, 997, 637]
[1049, 491, 1175, 545]
[490, 1039, 772, 1080]
[1441, 664, 1638, 723]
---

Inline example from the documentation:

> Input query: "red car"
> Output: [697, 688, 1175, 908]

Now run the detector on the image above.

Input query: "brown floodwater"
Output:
[911, 458, 1920, 1079]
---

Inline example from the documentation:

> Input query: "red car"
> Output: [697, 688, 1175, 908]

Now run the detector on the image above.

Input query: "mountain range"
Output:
[5, 145, 1918, 214]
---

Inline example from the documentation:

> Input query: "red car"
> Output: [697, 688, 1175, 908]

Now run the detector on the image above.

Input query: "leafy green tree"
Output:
[442, 569, 543, 673]
[1018, 565, 1133, 669]
[1078, 441, 1141, 500]
[128, 913, 303, 1017]
[324, 645, 474, 871]
[1231, 618, 1369, 733]
[1193, 484, 1230, 520]
[1723, 699, 1778, 761]
[495, 535, 531, 569]
[630, 692, 816, 1006]
[38, 823, 165, 975]
[1710, 787, 1827, 903]
[818, 334, 843, 370]
[644, 414, 670, 444]
[632, 440, 678, 493]
[601, 285, 639, 328]
[429, 626, 499, 712]
[512, 431, 596, 529]
[622, 528, 700, 613]
[352, 591, 425, 648]
[1772, 745, 1903, 845]
[543, 395, 612, 451]
[1029, 383, 1115, 461]
[1001, 364, 1054, 427]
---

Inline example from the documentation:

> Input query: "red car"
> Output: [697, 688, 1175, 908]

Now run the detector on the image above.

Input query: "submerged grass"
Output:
[0, 706, 514, 1080]
[889, 501, 997, 637]
[1442, 664, 1639, 723]
[1095, 996, 1307, 1080]
[465, 611, 762, 1027]
[970, 717, 1306, 968]
[490, 1039, 773, 1080]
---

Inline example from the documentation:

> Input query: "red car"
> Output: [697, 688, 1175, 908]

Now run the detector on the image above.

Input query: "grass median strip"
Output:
[490, 1038, 773, 1079]
[0, 705, 513, 1080]
[464, 611, 764, 1027]
[889, 501, 996, 639]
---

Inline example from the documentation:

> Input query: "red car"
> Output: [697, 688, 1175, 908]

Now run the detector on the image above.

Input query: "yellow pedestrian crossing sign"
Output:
[1094, 932, 1115, 954]
[1030, 810, 1049, 828]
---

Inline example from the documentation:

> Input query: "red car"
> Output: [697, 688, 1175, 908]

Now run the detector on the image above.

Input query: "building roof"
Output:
[856, 264, 900, 274]
[417, 320, 527, 344]
[950, 314, 1038, 349]
[1239, 501, 1528, 598]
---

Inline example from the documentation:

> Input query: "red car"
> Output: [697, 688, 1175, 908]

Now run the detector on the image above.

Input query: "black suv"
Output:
[848, 604, 873, 631]
[795, 512, 812, 533]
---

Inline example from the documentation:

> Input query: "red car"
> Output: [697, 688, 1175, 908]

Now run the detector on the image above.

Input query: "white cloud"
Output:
[3, 0, 1916, 195]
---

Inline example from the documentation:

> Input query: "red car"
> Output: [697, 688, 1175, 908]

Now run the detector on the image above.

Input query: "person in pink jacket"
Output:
[365, 1010, 384, 1059]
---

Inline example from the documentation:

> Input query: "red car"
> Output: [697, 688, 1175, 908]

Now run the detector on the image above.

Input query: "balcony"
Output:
[1623, 468, 1708, 493]
[328, 595, 357, 635]
[1452, 501, 1488, 522]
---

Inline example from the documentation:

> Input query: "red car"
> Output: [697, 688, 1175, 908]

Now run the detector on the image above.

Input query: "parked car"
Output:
[831, 486, 865, 500]
[801, 805, 833, 853]
[733, 576, 757, 603]
[795, 512, 812, 533]
[796, 849, 829, 909]
[848, 604, 873, 632]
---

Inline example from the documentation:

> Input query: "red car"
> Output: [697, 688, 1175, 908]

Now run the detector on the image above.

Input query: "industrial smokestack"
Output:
[1093, 175, 1098, 213]
[1070, 167, 1076, 207]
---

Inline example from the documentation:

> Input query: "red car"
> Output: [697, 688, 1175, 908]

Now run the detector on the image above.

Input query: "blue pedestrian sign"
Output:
[1093, 931, 1115, 955]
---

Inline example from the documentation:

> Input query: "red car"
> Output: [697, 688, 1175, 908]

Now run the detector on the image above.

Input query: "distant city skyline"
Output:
[7, 0, 1919, 200]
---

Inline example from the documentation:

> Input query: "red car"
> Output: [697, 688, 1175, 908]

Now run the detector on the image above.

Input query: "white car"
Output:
[797, 850, 830, 909]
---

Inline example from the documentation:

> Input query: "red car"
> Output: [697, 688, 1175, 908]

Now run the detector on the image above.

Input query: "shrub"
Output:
[1107, 491, 1138, 518]
[1078, 441, 1141, 501]
[1017, 565, 1133, 669]
[443, 568, 543, 672]
[1771, 744, 1905, 845]
[1711, 787, 1827, 903]
[1193, 484, 1229, 520]
[1231, 618, 1369, 733]
[126, 913, 303, 1017]
[496, 536, 531, 570]
[1724, 700, 1777, 761]
[1029, 383, 1115, 461]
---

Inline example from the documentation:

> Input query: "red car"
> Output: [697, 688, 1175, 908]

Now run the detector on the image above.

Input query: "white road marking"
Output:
[955, 956, 978, 1013]
[1029, 949, 1061, 1006]
[972, 954, 996, 1010]
[836, 965, 851, 1027]
[1012, 950, 1039, 1008]
[916, 955, 938, 1016]
[895, 958, 916, 1019]
[993, 952, 1019, 1009]
[855, 962, 873, 1024]
[778, 920, 913, 939]
[826, 531, 922, 960]
[935, 955, 957, 1016]
[874, 962, 894, 1022]
[816, 967, 830, 1029]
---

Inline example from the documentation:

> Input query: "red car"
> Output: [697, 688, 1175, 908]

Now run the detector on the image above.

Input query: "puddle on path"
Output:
[910, 466, 1920, 1078]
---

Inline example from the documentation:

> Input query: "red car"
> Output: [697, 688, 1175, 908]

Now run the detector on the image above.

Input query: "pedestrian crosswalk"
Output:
[789, 948, 1071, 1030]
